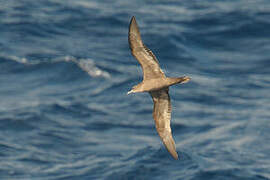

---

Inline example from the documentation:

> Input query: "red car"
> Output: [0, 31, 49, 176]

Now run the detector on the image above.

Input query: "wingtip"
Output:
[171, 150, 179, 160]
[158, 129, 179, 160]
[128, 16, 143, 49]
[131, 16, 136, 22]
[163, 138, 179, 160]
[129, 16, 137, 28]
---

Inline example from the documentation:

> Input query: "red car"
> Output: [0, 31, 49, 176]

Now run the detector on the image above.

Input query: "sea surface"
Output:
[0, 0, 270, 179]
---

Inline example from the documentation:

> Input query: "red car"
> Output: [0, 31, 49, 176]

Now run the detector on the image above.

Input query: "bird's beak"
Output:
[127, 90, 134, 95]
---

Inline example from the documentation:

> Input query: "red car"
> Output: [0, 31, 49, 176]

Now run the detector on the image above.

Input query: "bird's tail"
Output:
[167, 76, 190, 86]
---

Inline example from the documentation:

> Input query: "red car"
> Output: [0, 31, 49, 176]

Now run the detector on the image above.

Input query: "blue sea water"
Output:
[0, 0, 270, 179]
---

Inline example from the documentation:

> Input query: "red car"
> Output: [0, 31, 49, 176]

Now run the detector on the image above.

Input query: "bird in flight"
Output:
[127, 16, 190, 159]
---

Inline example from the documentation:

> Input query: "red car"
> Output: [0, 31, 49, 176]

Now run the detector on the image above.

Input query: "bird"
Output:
[127, 16, 190, 160]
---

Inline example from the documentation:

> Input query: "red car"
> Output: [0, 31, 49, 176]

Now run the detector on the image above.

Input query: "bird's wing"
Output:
[150, 88, 178, 159]
[128, 16, 165, 80]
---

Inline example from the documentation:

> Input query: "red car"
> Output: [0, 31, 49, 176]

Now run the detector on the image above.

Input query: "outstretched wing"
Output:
[150, 88, 178, 159]
[128, 16, 165, 80]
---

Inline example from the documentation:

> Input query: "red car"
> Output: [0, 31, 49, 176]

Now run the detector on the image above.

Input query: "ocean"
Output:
[0, 0, 270, 179]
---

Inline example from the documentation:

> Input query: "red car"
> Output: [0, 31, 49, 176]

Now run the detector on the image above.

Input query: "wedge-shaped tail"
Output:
[167, 76, 190, 86]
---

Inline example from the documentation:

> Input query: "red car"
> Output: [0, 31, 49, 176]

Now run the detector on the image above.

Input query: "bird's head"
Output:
[127, 89, 135, 95]
[127, 84, 141, 95]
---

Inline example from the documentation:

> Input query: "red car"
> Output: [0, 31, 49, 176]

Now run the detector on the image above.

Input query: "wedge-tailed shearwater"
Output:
[127, 16, 190, 159]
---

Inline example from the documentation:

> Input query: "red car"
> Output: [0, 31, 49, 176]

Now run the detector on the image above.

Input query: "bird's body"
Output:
[130, 77, 189, 93]
[127, 16, 190, 159]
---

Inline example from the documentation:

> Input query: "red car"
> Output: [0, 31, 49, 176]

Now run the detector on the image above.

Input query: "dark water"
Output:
[1, 0, 270, 179]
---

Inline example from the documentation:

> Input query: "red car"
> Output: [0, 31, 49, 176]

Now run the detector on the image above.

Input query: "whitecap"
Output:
[64, 56, 111, 79]
[0, 53, 110, 79]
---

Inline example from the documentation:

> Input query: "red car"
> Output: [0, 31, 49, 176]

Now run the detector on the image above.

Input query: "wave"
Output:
[0, 54, 111, 79]
[63, 56, 111, 79]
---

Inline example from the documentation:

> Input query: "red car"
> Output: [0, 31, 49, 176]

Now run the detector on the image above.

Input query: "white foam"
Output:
[1, 54, 29, 64]
[1, 54, 110, 79]
[64, 56, 111, 78]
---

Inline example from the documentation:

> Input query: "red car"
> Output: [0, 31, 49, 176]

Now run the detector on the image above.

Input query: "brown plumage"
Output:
[127, 16, 190, 159]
